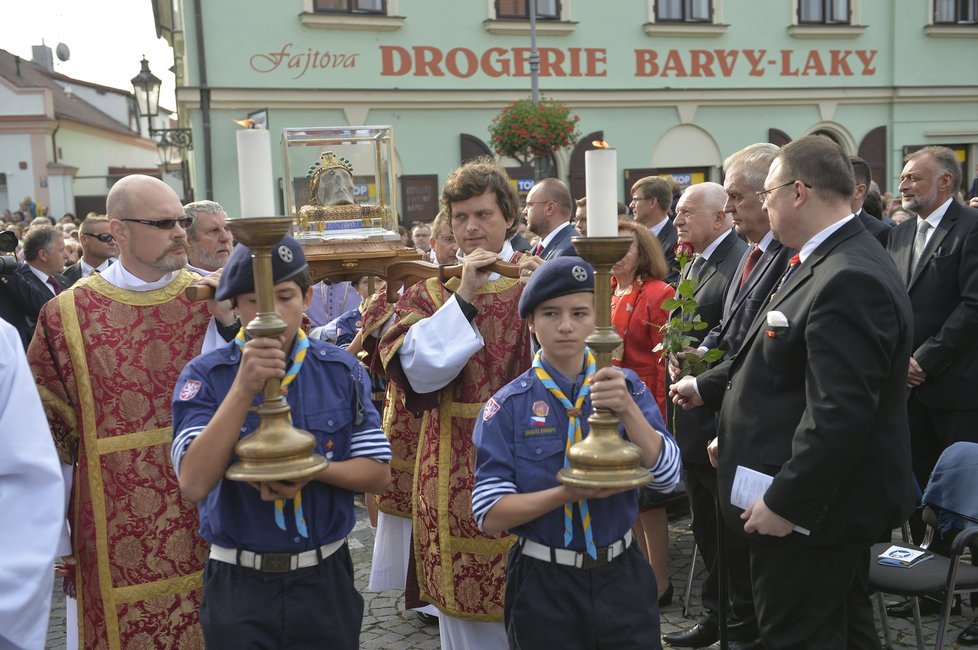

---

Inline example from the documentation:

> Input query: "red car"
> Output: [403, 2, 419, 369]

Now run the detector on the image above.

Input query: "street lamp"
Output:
[130, 57, 192, 159]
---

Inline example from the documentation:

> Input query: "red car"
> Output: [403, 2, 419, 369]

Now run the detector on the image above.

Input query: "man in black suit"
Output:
[672, 136, 915, 649]
[669, 143, 791, 650]
[662, 182, 747, 649]
[62, 215, 117, 287]
[523, 177, 579, 259]
[850, 156, 894, 247]
[0, 225, 67, 348]
[630, 176, 679, 284]
[886, 146, 978, 497]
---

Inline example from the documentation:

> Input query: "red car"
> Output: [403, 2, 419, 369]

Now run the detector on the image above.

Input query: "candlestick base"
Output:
[224, 216, 330, 483]
[556, 236, 652, 490]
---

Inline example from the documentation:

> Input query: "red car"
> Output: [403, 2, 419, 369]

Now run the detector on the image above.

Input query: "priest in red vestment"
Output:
[29, 175, 213, 650]
[376, 158, 534, 649]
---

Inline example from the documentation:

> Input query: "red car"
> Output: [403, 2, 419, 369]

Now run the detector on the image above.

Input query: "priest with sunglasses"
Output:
[28, 174, 222, 648]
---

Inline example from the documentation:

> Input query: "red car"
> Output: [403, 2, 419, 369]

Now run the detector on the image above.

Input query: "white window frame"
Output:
[483, 0, 576, 35]
[925, 0, 978, 37]
[643, 0, 728, 37]
[788, 0, 866, 38]
[300, 0, 404, 30]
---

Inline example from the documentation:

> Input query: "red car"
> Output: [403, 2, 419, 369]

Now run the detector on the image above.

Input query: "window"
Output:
[313, 0, 385, 12]
[496, 0, 560, 20]
[798, 0, 850, 24]
[656, 0, 712, 22]
[935, 0, 977, 23]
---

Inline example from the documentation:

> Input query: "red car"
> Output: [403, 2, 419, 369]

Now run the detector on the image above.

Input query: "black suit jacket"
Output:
[540, 223, 580, 260]
[856, 209, 893, 247]
[0, 263, 59, 348]
[886, 200, 978, 409]
[656, 218, 679, 284]
[703, 239, 796, 356]
[671, 229, 748, 463]
[699, 218, 915, 546]
[62, 262, 83, 288]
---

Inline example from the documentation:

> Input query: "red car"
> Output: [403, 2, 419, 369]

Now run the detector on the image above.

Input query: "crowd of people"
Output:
[3, 141, 978, 650]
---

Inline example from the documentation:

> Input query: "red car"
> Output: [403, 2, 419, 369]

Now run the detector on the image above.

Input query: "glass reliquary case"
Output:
[282, 125, 400, 242]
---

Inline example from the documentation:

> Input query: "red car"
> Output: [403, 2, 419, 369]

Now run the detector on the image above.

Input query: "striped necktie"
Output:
[771, 254, 801, 300]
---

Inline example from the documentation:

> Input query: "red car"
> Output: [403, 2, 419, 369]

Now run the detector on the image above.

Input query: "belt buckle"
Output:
[579, 547, 608, 570]
[260, 553, 292, 573]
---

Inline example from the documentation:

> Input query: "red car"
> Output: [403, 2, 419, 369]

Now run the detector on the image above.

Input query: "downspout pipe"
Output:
[192, 0, 213, 200]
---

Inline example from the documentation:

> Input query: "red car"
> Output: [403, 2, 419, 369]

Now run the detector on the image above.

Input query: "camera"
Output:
[0, 230, 19, 274]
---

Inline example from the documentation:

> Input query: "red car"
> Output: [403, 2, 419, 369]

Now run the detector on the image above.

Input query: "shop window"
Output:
[798, 0, 850, 24]
[656, 0, 712, 22]
[313, 0, 386, 12]
[496, 0, 560, 20]
[934, 0, 978, 23]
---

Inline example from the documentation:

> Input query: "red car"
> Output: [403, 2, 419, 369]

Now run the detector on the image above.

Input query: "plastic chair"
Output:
[870, 442, 978, 650]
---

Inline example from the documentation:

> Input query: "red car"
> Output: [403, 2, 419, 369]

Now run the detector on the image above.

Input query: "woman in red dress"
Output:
[611, 218, 677, 606]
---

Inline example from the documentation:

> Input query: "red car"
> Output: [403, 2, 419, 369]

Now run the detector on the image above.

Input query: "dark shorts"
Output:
[200, 543, 363, 650]
[504, 541, 662, 650]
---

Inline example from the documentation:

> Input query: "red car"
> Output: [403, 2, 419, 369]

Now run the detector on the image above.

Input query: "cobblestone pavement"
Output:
[46, 501, 975, 649]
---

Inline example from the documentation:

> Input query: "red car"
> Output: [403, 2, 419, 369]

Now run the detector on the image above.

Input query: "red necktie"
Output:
[47, 276, 62, 295]
[739, 245, 763, 289]
[534, 243, 544, 257]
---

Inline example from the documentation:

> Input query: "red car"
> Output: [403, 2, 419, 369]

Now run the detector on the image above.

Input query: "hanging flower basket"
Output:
[489, 98, 581, 166]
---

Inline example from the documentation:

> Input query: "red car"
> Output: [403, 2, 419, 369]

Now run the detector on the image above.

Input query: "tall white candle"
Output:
[585, 147, 617, 237]
[236, 125, 275, 218]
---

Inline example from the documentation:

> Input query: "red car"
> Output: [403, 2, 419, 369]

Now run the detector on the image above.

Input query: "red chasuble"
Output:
[28, 271, 210, 650]
[377, 256, 531, 622]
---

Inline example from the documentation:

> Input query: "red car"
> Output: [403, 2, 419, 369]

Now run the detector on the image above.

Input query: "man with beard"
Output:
[29, 174, 214, 649]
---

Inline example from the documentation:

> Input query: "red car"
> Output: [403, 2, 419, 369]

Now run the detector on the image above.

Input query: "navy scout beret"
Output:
[518, 256, 595, 318]
[215, 235, 309, 301]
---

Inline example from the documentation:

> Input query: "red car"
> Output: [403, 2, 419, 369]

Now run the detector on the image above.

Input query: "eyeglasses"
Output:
[120, 217, 193, 230]
[81, 232, 114, 243]
[756, 180, 812, 202]
[522, 200, 553, 211]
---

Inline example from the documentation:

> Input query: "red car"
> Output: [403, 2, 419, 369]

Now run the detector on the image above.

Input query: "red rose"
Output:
[675, 242, 695, 258]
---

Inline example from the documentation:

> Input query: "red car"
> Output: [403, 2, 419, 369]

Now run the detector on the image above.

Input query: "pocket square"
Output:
[766, 311, 789, 327]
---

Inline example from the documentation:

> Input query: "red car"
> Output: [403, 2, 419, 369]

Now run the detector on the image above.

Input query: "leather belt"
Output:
[519, 530, 632, 570]
[209, 539, 345, 573]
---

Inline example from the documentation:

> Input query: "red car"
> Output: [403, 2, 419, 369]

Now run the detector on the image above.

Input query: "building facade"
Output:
[155, 0, 978, 222]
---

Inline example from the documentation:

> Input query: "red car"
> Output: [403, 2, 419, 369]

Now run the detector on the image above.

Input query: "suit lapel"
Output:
[735, 220, 859, 368]
[890, 220, 915, 286]
[692, 229, 736, 297]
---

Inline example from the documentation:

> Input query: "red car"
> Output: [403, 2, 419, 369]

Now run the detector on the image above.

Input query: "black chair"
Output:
[870, 442, 978, 650]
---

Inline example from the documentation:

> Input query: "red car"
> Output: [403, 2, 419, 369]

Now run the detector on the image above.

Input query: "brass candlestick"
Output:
[224, 216, 330, 482]
[557, 236, 652, 489]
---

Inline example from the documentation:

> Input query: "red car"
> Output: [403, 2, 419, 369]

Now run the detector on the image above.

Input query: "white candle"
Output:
[236, 125, 275, 218]
[585, 147, 617, 237]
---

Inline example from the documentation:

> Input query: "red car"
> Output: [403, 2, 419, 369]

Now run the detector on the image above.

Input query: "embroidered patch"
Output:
[572, 265, 588, 282]
[278, 245, 294, 263]
[178, 380, 201, 401]
[483, 398, 501, 421]
[532, 400, 550, 417]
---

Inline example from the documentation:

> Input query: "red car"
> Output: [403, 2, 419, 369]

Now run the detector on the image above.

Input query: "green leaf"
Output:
[661, 297, 681, 311]
[677, 279, 695, 299]
[703, 348, 726, 362]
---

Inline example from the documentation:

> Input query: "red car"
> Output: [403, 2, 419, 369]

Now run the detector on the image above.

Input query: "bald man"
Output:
[29, 175, 214, 648]
[663, 182, 748, 649]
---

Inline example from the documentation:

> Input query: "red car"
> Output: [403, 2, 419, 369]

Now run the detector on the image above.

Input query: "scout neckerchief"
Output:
[532, 348, 598, 559]
[234, 327, 311, 537]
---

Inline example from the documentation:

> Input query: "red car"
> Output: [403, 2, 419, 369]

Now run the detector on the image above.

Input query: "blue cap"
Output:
[518, 256, 594, 318]
[215, 235, 308, 300]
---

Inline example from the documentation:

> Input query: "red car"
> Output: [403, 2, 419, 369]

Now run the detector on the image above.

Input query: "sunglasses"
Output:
[82, 232, 114, 243]
[120, 217, 194, 230]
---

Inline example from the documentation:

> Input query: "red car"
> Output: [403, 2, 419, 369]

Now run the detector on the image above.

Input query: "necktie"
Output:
[47, 276, 62, 295]
[684, 254, 706, 281]
[532, 349, 598, 560]
[912, 219, 932, 271]
[771, 254, 801, 300]
[534, 243, 545, 257]
[234, 328, 311, 537]
[739, 245, 763, 289]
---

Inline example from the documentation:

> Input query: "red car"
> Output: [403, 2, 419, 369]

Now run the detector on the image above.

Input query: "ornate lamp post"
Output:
[130, 57, 193, 158]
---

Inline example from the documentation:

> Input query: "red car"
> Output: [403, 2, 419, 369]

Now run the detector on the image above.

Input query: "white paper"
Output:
[731, 465, 810, 535]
